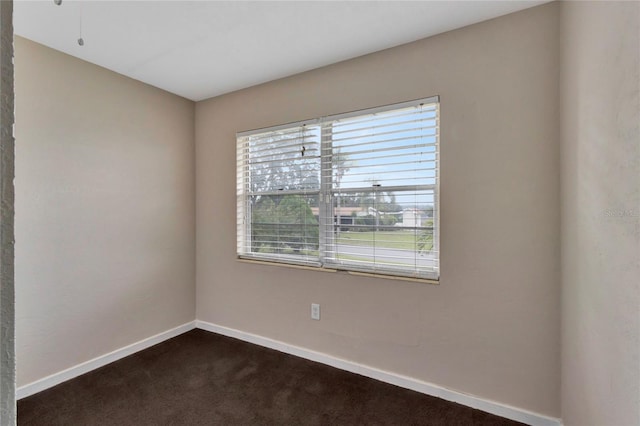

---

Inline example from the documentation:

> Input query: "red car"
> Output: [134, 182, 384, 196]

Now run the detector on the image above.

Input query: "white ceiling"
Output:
[15, 1, 548, 101]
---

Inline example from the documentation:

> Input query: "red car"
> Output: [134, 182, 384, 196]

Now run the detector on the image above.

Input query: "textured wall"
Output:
[14, 37, 196, 387]
[0, 1, 14, 424]
[196, 3, 561, 417]
[560, 2, 640, 425]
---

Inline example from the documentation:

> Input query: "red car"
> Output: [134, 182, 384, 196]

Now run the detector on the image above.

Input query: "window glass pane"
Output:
[247, 126, 320, 193]
[328, 189, 437, 275]
[250, 194, 319, 258]
[329, 106, 437, 189]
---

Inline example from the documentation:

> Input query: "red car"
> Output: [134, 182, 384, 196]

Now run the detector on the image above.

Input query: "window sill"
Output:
[236, 257, 440, 285]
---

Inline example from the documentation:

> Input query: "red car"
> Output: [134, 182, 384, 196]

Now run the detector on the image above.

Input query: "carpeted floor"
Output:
[18, 329, 525, 425]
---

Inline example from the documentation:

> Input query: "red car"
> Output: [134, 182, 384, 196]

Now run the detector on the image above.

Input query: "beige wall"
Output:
[196, 3, 561, 417]
[560, 2, 640, 425]
[14, 37, 196, 387]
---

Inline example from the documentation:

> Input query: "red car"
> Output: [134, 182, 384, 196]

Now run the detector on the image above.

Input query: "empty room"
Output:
[0, 0, 638, 425]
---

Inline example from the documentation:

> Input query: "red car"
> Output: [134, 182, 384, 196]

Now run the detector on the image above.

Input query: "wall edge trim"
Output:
[16, 321, 197, 399]
[196, 320, 562, 426]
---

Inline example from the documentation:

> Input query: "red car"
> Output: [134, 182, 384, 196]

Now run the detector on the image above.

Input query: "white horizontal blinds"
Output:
[322, 100, 439, 279]
[237, 96, 439, 279]
[237, 133, 247, 256]
[323, 102, 437, 189]
[237, 125, 321, 266]
[243, 125, 321, 193]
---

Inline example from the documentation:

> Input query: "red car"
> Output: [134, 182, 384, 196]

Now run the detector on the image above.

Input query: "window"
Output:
[237, 97, 439, 280]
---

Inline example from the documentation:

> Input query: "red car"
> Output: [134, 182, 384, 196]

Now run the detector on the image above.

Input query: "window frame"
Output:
[237, 96, 440, 281]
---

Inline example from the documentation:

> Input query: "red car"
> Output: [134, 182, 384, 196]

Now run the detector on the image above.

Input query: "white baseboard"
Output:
[16, 321, 196, 400]
[16, 319, 562, 426]
[195, 320, 562, 426]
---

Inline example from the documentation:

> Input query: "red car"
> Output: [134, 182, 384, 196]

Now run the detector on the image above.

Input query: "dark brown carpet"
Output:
[18, 329, 525, 426]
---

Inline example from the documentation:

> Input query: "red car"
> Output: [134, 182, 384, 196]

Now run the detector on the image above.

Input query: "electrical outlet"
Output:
[311, 303, 320, 320]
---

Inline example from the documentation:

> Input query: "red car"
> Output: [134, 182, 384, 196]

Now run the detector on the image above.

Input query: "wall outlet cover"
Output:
[311, 303, 320, 320]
